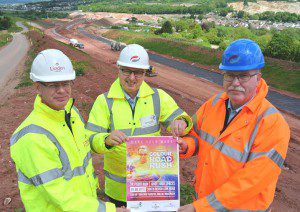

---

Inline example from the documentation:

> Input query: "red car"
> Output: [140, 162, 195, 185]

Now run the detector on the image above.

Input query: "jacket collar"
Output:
[220, 78, 268, 114]
[34, 95, 74, 122]
[107, 78, 154, 99]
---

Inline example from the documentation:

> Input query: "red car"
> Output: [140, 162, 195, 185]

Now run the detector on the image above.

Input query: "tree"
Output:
[237, 11, 246, 19]
[265, 30, 299, 62]
[174, 20, 189, 32]
[131, 16, 137, 23]
[201, 22, 215, 32]
[244, 0, 249, 7]
[161, 20, 173, 34]
[0, 16, 11, 30]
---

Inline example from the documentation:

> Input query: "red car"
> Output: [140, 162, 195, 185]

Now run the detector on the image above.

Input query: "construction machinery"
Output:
[69, 39, 84, 49]
[146, 65, 157, 77]
[111, 41, 121, 51]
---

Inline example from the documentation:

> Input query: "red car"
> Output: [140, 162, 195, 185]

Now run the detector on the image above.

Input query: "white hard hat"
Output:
[30, 49, 76, 82]
[117, 44, 150, 70]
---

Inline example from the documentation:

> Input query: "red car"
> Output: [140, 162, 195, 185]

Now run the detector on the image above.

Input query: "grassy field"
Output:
[103, 29, 300, 95]
[0, 32, 12, 48]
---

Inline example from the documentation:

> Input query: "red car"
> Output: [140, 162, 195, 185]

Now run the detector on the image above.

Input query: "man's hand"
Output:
[116, 207, 130, 212]
[177, 138, 188, 154]
[105, 130, 128, 147]
[178, 203, 195, 212]
[171, 119, 187, 137]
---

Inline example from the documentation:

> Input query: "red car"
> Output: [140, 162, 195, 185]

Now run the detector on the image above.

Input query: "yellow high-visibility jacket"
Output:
[86, 78, 192, 202]
[10, 95, 115, 212]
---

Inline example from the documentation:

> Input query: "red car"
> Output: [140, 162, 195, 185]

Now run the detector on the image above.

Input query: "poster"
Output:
[126, 136, 180, 211]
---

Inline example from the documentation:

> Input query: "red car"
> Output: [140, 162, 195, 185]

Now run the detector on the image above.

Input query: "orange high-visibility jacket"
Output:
[181, 79, 290, 211]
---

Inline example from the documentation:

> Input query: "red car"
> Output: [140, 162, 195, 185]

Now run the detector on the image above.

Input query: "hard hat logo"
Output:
[50, 63, 66, 72]
[130, 55, 140, 62]
[229, 55, 239, 64]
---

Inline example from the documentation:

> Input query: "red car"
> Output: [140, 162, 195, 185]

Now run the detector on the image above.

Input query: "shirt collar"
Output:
[123, 90, 139, 102]
[227, 97, 253, 113]
[227, 99, 247, 113]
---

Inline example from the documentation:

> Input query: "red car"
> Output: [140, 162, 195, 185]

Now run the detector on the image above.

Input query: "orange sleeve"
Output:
[193, 113, 290, 211]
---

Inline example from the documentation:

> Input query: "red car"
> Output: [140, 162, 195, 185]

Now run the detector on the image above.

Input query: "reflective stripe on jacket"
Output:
[181, 79, 290, 211]
[10, 95, 115, 212]
[87, 78, 192, 202]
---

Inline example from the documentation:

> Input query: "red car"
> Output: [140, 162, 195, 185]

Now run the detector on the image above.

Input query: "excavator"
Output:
[146, 65, 157, 77]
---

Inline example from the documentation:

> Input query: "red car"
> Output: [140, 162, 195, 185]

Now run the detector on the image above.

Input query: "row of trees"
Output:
[150, 19, 299, 62]
[12, 11, 68, 20]
[236, 11, 300, 23]
[79, 0, 228, 14]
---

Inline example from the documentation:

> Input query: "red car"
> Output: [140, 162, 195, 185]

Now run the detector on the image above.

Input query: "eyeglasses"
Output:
[120, 69, 145, 78]
[39, 81, 72, 89]
[223, 73, 260, 83]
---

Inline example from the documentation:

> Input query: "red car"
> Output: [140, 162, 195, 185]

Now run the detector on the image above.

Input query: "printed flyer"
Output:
[126, 136, 180, 211]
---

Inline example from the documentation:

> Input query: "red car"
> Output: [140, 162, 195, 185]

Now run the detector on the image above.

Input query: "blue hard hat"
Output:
[219, 39, 265, 71]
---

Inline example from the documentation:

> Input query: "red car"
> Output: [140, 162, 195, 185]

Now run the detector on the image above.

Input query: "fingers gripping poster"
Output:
[126, 136, 180, 211]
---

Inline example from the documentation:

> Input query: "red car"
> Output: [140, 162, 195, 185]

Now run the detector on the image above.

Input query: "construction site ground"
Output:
[0, 21, 299, 211]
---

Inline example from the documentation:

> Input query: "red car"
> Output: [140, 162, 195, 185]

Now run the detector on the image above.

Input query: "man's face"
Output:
[118, 66, 146, 96]
[35, 81, 72, 110]
[138, 146, 148, 164]
[223, 70, 261, 108]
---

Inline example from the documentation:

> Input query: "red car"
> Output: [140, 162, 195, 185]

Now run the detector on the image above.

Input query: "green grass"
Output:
[0, 32, 12, 48]
[15, 44, 35, 89]
[180, 184, 194, 206]
[263, 60, 300, 94]
[7, 17, 26, 33]
[103, 30, 219, 66]
[72, 60, 89, 76]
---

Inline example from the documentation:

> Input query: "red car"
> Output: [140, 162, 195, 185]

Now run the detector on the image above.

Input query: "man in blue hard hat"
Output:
[178, 39, 290, 211]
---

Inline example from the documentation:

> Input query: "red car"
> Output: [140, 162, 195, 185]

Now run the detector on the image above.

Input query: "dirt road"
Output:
[0, 22, 29, 99]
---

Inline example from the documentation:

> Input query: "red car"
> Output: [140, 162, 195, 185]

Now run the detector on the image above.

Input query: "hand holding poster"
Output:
[126, 136, 180, 211]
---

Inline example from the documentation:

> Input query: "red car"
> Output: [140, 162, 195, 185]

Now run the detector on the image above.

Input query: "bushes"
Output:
[0, 16, 12, 30]
[265, 29, 300, 62]
[250, 11, 300, 23]
[155, 21, 173, 35]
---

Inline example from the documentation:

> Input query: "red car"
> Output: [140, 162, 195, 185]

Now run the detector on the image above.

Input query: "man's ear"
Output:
[257, 73, 262, 82]
[34, 82, 41, 95]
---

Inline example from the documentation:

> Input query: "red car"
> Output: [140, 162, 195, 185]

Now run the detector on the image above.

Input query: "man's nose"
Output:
[129, 72, 136, 79]
[231, 76, 241, 86]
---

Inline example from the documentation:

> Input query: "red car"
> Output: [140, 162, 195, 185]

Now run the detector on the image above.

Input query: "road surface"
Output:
[0, 22, 29, 87]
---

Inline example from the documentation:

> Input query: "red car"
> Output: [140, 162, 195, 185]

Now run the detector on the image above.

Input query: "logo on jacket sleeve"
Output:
[130, 55, 140, 62]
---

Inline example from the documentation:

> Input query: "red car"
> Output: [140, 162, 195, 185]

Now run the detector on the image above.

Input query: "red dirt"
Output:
[0, 22, 299, 211]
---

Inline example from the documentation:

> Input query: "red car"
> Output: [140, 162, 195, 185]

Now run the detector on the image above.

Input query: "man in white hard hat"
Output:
[10, 49, 126, 211]
[86, 44, 193, 207]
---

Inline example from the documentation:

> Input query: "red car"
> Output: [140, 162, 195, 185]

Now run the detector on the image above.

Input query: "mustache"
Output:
[228, 86, 245, 92]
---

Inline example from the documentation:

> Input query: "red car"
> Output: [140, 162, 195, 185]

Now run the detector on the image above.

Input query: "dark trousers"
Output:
[108, 196, 127, 208]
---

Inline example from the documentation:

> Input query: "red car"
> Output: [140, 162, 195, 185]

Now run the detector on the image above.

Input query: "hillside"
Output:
[0, 0, 49, 4]
[229, 1, 300, 15]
